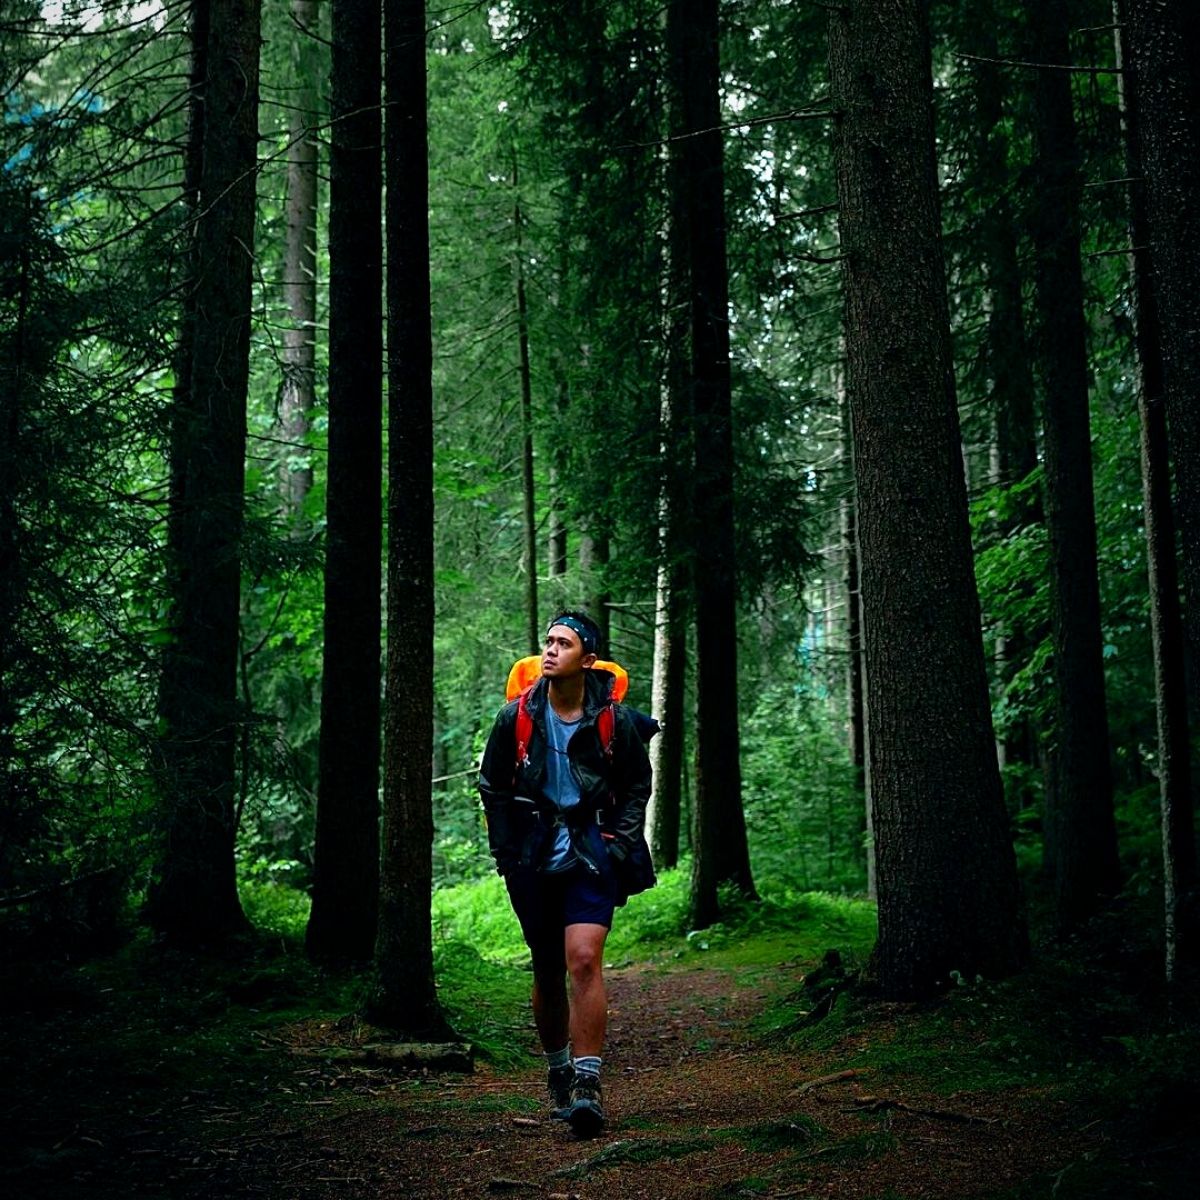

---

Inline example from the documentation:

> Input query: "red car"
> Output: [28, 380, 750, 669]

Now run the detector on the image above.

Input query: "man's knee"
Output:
[565, 929, 605, 983]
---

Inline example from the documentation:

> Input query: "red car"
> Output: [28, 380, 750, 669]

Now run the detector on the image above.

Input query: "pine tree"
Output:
[827, 0, 1027, 997]
[1024, 0, 1121, 927]
[306, 0, 384, 964]
[1119, 0, 1200, 996]
[678, 0, 757, 928]
[151, 0, 262, 941]
[370, 0, 450, 1034]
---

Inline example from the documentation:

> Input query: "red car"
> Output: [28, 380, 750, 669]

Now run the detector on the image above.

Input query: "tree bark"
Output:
[278, 0, 320, 524]
[1118, 0, 1200, 998]
[646, 2, 691, 873]
[828, 0, 1027, 997]
[150, 0, 260, 941]
[647, 310, 689, 871]
[647, 555, 686, 871]
[370, 0, 450, 1036]
[676, 0, 755, 930]
[1025, 0, 1121, 927]
[306, 0, 383, 964]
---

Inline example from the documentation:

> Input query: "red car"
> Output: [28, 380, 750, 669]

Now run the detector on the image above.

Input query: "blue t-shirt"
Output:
[542, 706, 582, 872]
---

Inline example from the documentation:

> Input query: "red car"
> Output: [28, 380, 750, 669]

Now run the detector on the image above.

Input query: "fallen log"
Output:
[290, 1041, 474, 1072]
[362, 1042, 474, 1072]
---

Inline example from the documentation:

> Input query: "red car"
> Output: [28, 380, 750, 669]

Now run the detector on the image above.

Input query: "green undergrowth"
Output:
[431, 865, 877, 969]
[429, 869, 877, 1060]
[238, 871, 879, 1066]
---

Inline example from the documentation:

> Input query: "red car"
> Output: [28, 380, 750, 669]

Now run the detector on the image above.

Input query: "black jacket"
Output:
[478, 669, 653, 877]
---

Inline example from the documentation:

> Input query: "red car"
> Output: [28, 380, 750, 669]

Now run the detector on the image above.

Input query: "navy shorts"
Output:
[505, 857, 618, 972]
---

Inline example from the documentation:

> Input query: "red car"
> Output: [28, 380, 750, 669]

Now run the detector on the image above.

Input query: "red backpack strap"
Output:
[514, 687, 534, 780]
[597, 702, 615, 762]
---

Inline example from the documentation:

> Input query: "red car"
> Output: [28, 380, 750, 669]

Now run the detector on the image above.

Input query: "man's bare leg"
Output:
[565, 922, 609, 1056]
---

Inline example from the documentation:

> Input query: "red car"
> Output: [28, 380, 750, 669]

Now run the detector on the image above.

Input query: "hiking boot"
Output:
[567, 1071, 604, 1137]
[547, 1064, 574, 1120]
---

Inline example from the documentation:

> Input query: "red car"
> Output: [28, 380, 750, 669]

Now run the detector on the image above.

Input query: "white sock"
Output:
[573, 1054, 602, 1079]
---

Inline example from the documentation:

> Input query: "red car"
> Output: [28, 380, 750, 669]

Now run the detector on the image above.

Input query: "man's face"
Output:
[542, 624, 597, 680]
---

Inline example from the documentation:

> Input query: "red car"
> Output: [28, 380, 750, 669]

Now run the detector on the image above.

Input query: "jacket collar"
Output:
[523, 668, 615, 721]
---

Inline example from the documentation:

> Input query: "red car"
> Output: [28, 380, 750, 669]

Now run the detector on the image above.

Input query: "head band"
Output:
[547, 615, 598, 655]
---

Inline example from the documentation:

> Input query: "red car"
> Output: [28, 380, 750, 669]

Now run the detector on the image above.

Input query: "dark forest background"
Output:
[3, 0, 1200, 1132]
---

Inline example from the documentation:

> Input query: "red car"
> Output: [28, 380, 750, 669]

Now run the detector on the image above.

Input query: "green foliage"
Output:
[238, 878, 311, 939]
[2, 0, 1177, 1012]
[433, 939, 532, 1068]
[1, 43, 172, 902]
[432, 872, 529, 963]
[740, 683, 866, 894]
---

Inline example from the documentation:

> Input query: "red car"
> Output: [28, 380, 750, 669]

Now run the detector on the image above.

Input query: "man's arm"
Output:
[478, 701, 519, 873]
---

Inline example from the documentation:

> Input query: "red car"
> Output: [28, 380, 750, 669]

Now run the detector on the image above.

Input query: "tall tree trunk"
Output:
[648, 556, 686, 871]
[1025, 0, 1121, 926]
[647, 330, 689, 870]
[306, 0, 383, 964]
[278, 0, 320, 524]
[1119, 0, 1200, 997]
[828, 0, 1027, 998]
[370, 0, 449, 1035]
[150, 0, 261, 941]
[646, 3, 691, 873]
[677, 0, 755, 930]
[513, 156, 539, 655]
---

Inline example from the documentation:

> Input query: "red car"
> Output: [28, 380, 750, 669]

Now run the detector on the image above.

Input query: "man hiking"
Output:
[478, 611, 653, 1136]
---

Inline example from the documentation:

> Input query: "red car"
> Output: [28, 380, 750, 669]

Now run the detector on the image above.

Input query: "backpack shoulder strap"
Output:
[597, 702, 615, 762]
[514, 687, 534, 777]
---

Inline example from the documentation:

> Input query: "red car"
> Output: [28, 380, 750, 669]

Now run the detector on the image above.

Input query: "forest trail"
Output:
[52, 954, 1108, 1200]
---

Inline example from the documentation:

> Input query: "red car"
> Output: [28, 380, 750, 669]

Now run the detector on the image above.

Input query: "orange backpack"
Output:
[507, 656, 622, 774]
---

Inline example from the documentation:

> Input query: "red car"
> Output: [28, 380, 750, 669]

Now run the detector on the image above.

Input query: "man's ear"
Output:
[582, 653, 598, 669]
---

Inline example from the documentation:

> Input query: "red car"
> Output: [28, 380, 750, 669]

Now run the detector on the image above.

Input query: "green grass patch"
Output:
[673, 890, 876, 971]
[434, 939, 531, 1067]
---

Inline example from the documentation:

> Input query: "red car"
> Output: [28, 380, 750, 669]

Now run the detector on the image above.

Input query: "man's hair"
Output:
[546, 609, 603, 657]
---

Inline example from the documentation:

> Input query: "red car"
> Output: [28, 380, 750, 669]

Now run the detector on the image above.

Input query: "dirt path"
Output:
[150, 959, 1101, 1200]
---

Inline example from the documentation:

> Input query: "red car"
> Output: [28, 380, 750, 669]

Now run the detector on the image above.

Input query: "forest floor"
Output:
[3, 914, 1199, 1200]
